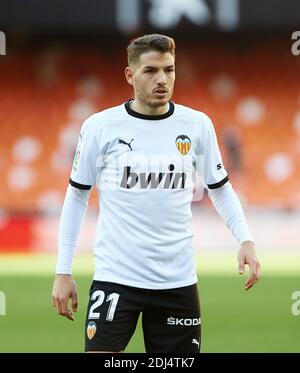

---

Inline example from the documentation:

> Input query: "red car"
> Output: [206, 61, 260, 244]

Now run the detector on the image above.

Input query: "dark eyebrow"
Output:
[143, 65, 175, 70]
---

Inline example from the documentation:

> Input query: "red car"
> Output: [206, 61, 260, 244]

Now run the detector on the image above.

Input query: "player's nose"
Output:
[156, 70, 167, 85]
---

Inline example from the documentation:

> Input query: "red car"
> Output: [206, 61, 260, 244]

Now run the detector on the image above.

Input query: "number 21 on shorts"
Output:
[88, 290, 120, 321]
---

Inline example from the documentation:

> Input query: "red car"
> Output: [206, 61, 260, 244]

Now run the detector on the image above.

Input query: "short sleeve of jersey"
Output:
[202, 115, 229, 189]
[70, 116, 98, 190]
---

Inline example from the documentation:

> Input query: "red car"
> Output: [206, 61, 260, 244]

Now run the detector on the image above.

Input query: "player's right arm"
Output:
[52, 185, 91, 320]
[53, 116, 99, 321]
[52, 274, 78, 321]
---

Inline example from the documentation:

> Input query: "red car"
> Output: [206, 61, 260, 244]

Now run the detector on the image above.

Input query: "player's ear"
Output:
[125, 67, 134, 86]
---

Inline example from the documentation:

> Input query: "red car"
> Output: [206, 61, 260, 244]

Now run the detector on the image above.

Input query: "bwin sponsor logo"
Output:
[120, 164, 186, 189]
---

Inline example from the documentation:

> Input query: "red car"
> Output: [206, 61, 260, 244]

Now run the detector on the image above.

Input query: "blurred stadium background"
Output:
[0, 0, 299, 352]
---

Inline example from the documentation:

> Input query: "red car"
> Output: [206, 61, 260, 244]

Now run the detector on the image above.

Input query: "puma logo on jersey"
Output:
[118, 138, 134, 151]
[120, 164, 186, 189]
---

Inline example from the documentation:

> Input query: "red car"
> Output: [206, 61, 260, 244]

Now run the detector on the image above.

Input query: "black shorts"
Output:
[85, 280, 201, 353]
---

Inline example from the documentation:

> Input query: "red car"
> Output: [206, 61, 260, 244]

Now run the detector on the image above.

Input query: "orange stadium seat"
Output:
[0, 42, 299, 212]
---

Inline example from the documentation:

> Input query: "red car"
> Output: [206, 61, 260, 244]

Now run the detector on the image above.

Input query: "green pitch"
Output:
[0, 253, 299, 352]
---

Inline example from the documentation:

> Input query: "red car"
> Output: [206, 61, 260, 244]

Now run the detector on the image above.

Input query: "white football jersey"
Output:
[70, 101, 228, 289]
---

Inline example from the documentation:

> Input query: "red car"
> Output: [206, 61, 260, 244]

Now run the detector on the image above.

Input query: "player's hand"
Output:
[237, 241, 261, 291]
[52, 274, 78, 321]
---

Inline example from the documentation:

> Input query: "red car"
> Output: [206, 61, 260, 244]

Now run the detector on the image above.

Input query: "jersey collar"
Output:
[125, 99, 175, 120]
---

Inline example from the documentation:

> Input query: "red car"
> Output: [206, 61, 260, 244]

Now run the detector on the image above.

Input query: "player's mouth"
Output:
[153, 88, 168, 97]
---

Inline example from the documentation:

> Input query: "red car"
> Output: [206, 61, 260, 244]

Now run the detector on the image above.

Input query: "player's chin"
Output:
[150, 96, 170, 107]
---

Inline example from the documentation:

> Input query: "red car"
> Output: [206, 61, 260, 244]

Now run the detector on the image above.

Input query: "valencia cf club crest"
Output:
[87, 321, 97, 340]
[175, 135, 191, 155]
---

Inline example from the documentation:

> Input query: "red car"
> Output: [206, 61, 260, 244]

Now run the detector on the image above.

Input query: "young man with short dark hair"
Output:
[52, 34, 261, 353]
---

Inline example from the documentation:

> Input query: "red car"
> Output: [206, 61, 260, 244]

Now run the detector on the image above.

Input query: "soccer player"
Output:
[52, 34, 261, 353]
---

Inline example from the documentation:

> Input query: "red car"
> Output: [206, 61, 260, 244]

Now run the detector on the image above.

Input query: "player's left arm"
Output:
[237, 240, 261, 291]
[201, 115, 261, 290]
[208, 182, 261, 291]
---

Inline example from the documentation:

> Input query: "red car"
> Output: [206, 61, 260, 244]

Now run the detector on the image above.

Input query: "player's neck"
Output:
[130, 99, 169, 117]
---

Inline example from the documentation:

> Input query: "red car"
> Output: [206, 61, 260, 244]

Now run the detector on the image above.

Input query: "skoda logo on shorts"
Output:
[167, 316, 201, 326]
[87, 321, 97, 340]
